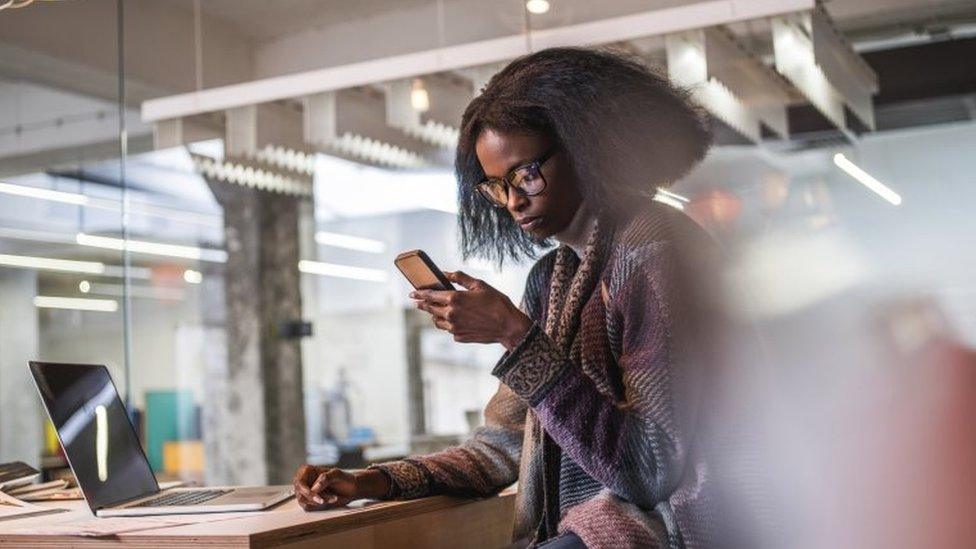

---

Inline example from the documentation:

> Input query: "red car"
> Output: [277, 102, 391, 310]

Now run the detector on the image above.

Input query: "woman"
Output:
[294, 47, 716, 548]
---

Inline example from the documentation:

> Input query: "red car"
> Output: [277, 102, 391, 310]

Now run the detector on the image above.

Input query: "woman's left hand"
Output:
[411, 271, 532, 350]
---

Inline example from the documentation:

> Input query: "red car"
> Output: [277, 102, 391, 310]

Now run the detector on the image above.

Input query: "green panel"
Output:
[145, 390, 197, 472]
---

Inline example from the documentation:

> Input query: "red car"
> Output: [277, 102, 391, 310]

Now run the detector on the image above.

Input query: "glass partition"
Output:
[0, 0, 225, 486]
[0, 1, 129, 478]
[302, 155, 533, 466]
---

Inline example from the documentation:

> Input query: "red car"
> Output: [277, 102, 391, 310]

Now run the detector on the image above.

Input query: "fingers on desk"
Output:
[297, 491, 341, 511]
[293, 465, 324, 504]
[310, 470, 342, 493]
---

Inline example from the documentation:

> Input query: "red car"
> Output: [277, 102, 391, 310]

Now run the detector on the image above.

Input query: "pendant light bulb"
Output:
[526, 0, 550, 15]
[411, 78, 430, 113]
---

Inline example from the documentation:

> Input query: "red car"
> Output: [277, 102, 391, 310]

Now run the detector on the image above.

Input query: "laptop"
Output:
[29, 361, 293, 517]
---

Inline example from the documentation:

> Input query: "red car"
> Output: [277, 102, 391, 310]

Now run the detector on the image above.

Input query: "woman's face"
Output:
[475, 128, 582, 240]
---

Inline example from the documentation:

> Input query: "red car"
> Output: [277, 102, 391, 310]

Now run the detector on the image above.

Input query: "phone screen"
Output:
[395, 251, 452, 290]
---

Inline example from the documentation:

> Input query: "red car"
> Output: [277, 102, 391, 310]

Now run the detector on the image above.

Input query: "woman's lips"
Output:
[518, 216, 543, 231]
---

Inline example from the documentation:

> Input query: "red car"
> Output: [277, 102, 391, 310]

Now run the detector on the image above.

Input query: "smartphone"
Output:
[394, 250, 455, 291]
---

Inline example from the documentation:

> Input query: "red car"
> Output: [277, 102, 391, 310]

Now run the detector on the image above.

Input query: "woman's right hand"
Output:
[292, 465, 391, 511]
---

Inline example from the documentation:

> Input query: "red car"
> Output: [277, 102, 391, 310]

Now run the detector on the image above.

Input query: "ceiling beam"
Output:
[142, 0, 815, 123]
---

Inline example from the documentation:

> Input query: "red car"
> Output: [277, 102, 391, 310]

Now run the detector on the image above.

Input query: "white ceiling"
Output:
[196, 0, 976, 43]
[199, 0, 454, 41]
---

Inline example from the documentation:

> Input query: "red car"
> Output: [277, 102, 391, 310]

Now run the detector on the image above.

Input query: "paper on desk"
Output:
[11, 511, 257, 537]
[0, 489, 68, 522]
[0, 504, 62, 522]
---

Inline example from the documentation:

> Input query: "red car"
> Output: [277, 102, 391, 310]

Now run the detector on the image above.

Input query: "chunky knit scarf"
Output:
[536, 218, 609, 540]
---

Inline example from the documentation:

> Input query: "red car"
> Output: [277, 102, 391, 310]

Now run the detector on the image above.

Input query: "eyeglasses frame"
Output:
[476, 147, 558, 208]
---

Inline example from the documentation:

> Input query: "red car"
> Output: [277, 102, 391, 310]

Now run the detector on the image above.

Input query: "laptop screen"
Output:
[30, 362, 158, 511]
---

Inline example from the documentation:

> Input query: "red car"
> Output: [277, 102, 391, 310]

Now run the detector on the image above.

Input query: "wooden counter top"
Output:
[0, 488, 517, 548]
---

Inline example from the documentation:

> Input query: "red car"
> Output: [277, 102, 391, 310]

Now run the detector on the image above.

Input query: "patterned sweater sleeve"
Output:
[369, 383, 527, 498]
[368, 252, 556, 499]
[492, 242, 690, 510]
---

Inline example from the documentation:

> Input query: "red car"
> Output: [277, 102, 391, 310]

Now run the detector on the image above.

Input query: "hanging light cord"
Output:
[522, 0, 534, 52]
[193, 0, 203, 91]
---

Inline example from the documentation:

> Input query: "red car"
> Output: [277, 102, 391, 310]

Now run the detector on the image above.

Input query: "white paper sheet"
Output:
[0, 489, 68, 522]
[11, 511, 257, 537]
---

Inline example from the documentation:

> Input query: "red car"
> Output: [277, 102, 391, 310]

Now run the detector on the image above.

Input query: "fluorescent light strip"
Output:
[0, 181, 221, 228]
[0, 181, 90, 205]
[315, 231, 386, 254]
[298, 260, 388, 282]
[76, 233, 228, 263]
[656, 187, 690, 203]
[101, 265, 153, 280]
[0, 228, 157, 280]
[832, 153, 902, 206]
[0, 253, 105, 274]
[127, 202, 223, 229]
[34, 296, 118, 312]
[652, 193, 685, 211]
[0, 226, 77, 245]
[88, 282, 184, 301]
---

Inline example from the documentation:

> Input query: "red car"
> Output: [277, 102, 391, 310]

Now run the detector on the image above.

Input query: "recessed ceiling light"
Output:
[79, 280, 91, 293]
[526, 0, 550, 15]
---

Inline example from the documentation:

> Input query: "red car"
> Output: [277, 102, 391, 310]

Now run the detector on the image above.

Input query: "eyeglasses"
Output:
[476, 147, 557, 208]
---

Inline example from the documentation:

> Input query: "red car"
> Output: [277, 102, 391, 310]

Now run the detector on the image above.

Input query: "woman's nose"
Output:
[506, 187, 529, 213]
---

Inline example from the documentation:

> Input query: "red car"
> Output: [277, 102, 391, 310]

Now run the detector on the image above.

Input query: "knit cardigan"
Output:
[373, 203, 715, 548]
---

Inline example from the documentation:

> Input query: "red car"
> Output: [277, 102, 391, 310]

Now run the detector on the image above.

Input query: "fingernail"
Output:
[314, 496, 323, 504]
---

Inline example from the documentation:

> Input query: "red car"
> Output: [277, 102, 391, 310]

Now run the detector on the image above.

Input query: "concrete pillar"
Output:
[0, 269, 42, 466]
[404, 309, 428, 437]
[201, 182, 266, 485]
[201, 178, 309, 485]
[297, 196, 320, 448]
[258, 192, 307, 482]
[198, 102, 311, 485]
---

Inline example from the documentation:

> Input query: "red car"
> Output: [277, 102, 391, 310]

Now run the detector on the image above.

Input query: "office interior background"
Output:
[1, 0, 975, 498]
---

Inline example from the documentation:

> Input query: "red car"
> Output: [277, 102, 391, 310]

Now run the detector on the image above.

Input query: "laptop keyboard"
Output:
[131, 489, 232, 508]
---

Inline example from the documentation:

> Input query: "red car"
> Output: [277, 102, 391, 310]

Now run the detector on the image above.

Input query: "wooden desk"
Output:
[0, 489, 516, 548]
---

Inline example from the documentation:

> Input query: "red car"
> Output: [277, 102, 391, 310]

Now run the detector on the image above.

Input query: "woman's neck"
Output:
[553, 203, 596, 257]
